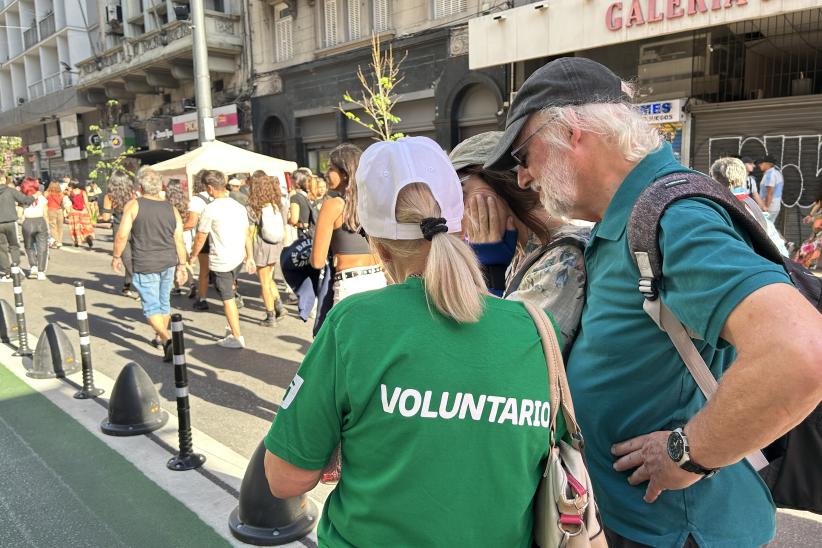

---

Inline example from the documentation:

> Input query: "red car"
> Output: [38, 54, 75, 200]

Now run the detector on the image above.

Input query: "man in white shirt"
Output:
[757, 155, 784, 220]
[189, 170, 255, 349]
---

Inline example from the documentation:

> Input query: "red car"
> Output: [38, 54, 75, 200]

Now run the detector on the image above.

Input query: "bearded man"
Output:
[484, 57, 822, 548]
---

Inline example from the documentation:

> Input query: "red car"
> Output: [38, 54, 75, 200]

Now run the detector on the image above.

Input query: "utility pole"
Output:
[191, 0, 214, 144]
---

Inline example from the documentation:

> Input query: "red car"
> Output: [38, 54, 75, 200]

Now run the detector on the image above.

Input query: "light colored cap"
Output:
[449, 131, 503, 172]
[356, 136, 463, 240]
[228, 178, 242, 187]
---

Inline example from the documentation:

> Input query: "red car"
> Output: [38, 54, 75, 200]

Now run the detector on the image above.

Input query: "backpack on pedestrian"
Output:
[258, 203, 284, 245]
[627, 171, 822, 514]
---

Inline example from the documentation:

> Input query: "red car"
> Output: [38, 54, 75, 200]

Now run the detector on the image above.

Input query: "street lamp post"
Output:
[191, 0, 214, 144]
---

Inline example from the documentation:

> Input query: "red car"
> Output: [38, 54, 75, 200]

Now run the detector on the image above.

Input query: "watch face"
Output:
[667, 431, 685, 462]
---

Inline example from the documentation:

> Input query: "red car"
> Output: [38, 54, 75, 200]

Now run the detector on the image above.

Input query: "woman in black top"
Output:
[310, 144, 386, 307]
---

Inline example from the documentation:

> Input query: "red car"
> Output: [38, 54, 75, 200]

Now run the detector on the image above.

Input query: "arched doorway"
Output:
[455, 84, 501, 143]
[260, 115, 287, 160]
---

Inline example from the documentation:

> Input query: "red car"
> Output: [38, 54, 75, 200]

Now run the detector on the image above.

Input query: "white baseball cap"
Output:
[356, 136, 463, 240]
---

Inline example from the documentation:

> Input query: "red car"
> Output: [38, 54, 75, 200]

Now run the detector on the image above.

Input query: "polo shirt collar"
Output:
[592, 142, 681, 242]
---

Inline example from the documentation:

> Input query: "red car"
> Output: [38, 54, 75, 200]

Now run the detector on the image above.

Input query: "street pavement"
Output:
[4, 227, 822, 546]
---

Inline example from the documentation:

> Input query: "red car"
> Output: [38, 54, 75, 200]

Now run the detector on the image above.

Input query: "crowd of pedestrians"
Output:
[0, 56, 820, 548]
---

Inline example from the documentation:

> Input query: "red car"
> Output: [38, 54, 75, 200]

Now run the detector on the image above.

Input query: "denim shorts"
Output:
[132, 266, 175, 317]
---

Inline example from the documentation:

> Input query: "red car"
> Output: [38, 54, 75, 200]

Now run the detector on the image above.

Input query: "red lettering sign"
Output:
[607, 0, 747, 30]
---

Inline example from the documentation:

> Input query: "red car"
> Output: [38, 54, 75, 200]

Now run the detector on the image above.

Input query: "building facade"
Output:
[0, 0, 251, 182]
[249, 0, 507, 174]
[469, 0, 822, 244]
[0, 0, 99, 179]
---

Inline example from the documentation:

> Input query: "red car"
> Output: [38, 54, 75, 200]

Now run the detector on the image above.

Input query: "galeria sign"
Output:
[607, 0, 748, 31]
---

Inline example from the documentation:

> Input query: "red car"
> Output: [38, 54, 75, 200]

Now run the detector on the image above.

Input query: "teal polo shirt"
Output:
[567, 143, 789, 547]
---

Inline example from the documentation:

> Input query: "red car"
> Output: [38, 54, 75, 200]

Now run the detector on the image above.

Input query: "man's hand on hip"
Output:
[612, 431, 703, 503]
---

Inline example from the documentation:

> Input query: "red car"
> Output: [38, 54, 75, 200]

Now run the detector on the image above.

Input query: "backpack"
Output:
[258, 204, 284, 245]
[70, 192, 85, 211]
[627, 171, 822, 514]
[504, 235, 587, 297]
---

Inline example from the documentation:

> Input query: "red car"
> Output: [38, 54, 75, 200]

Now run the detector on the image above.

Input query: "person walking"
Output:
[756, 155, 784, 221]
[45, 182, 65, 248]
[112, 168, 188, 361]
[66, 181, 95, 248]
[0, 175, 34, 281]
[188, 170, 254, 349]
[247, 173, 287, 326]
[288, 168, 317, 239]
[264, 137, 569, 547]
[19, 178, 49, 280]
[185, 170, 213, 311]
[310, 144, 386, 305]
[483, 56, 822, 547]
[165, 179, 191, 296]
[102, 172, 139, 298]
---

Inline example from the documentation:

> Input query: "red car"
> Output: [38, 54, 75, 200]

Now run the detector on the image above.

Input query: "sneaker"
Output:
[36, 272, 46, 281]
[217, 334, 245, 349]
[162, 340, 173, 362]
[86, 236, 94, 249]
[0, 274, 12, 283]
[235, 293, 244, 309]
[122, 287, 140, 299]
[27, 266, 37, 279]
[193, 299, 209, 311]
[259, 312, 275, 327]
[274, 298, 285, 320]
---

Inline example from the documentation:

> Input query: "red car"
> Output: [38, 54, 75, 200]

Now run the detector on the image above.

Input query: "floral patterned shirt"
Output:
[505, 224, 590, 352]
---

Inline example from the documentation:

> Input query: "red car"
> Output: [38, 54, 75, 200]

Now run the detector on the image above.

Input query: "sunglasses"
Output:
[510, 120, 553, 169]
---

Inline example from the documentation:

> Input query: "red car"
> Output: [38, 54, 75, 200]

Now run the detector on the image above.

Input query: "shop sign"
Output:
[146, 117, 180, 150]
[59, 114, 79, 138]
[638, 99, 684, 123]
[89, 134, 102, 146]
[607, 0, 749, 31]
[29, 142, 44, 152]
[172, 104, 239, 142]
[42, 147, 62, 159]
[64, 148, 83, 162]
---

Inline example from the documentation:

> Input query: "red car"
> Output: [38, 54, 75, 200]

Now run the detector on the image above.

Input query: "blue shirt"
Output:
[567, 143, 789, 547]
[760, 167, 784, 216]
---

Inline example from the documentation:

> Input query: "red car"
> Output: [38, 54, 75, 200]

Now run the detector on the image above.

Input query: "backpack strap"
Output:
[503, 235, 585, 298]
[627, 171, 783, 301]
[627, 171, 771, 471]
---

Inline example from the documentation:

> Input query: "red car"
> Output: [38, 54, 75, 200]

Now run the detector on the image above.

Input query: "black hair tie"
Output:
[420, 217, 448, 241]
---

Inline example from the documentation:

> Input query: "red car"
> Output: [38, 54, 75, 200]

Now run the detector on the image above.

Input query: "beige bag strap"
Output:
[644, 298, 769, 471]
[524, 303, 581, 441]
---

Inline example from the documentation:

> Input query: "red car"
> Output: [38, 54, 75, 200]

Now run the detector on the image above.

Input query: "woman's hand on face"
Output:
[465, 194, 514, 244]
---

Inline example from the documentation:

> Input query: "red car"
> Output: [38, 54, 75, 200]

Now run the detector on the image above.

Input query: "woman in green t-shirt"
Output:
[263, 137, 565, 548]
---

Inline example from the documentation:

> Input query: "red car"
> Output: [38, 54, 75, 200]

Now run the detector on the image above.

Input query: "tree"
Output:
[338, 34, 407, 142]
[85, 99, 136, 182]
[0, 136, 24, 178]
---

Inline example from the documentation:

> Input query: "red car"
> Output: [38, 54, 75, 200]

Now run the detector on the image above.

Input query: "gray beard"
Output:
[532, 153, 577, 219]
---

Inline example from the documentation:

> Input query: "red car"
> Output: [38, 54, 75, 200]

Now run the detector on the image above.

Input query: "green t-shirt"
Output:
[567, 143, 789, 547]
[265, 277, 566, 547]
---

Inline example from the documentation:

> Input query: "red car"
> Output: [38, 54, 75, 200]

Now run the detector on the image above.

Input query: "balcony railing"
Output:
[23, 24, 38, 50]
[39, 12, 56, 40]
[28, 80, 43, 100]
[61, 71, 73, 88]
[43, 72, 61, 94]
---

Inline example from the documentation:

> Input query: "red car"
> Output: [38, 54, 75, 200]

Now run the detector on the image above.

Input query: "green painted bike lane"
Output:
[0, 363, 230, 547]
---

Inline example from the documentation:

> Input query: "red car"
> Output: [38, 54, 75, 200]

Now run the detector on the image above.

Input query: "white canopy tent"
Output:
[150, 140, 296, 195]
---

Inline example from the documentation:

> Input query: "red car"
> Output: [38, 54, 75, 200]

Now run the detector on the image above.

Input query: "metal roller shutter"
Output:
[690, 96, 822, 245]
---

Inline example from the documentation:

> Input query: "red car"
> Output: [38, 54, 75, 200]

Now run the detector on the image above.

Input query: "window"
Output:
[434, 0, 466, 19]
[348, 0, 361, 41]
[275, 4, 293, 62]
[324, 0, 339, 47]
[373, 0, 390, 33]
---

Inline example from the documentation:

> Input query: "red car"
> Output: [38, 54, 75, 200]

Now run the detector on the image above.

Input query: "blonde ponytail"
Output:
[373, 183, 486, 323]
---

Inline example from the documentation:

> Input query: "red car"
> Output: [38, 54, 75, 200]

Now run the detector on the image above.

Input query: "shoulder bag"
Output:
[524, 302, 607, 548]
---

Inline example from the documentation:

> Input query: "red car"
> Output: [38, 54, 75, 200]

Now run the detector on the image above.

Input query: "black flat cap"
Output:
[484, 57, 630, 171]
[756, 155, 779, 165]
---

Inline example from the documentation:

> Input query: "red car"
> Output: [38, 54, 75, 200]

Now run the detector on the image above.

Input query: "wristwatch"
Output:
[667, 428, 718, 478]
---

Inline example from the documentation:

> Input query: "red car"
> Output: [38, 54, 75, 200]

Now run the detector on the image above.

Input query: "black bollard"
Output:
[167, 314, 205, 471]
[101, 362, 168, 436]
[73, 282, 104, 399]
[0, 298, 18, 343]
[229, 440, 319, 545]
[10, 265, 32, 357]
